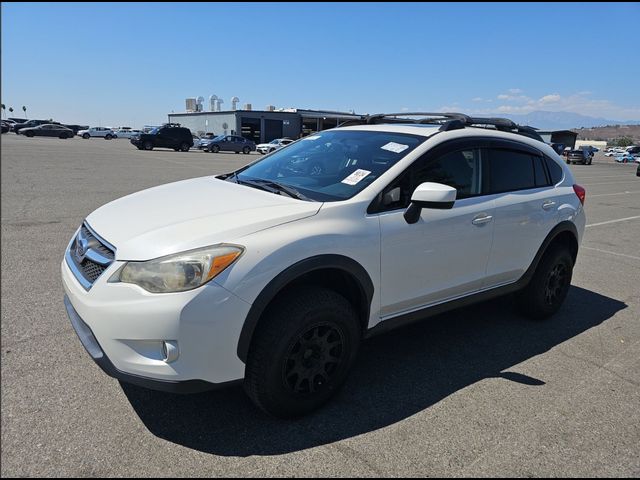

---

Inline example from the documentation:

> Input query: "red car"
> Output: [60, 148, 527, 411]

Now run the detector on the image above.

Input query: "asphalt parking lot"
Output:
[1, 134, 639, 477]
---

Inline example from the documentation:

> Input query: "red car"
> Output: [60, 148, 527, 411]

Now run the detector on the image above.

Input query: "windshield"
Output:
[269, 139, 280, 144]
[149, 127, 160, 134]
[232, 130, 425, 201]
[213, 135, 226, 141]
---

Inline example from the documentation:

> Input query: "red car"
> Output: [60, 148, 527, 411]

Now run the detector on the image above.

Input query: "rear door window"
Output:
[487, 149, 537, 193]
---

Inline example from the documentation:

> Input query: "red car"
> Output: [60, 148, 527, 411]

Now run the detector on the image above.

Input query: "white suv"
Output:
[78, 127, 115, 139]
[256, 138, 295, 154]
[61, 113, 586, 418]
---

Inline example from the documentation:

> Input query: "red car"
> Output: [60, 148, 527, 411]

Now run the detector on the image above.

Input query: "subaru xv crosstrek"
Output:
[62, 113, 586, 418]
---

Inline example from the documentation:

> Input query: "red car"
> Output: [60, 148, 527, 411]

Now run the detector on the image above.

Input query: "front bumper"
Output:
[64, 295, 227, 393]
[61, 250, 251, 389]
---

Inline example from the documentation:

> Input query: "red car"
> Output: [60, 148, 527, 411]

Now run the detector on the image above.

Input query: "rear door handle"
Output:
[542, 200, 556, 210]
[472, 214, 493, 226]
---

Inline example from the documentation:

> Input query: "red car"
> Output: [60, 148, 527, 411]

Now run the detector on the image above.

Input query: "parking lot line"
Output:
[576, 175, 637, 180]
[590, 191, 640, 197]
[585, 215, 640, 228]
[582, 180, 640, 186]
[582, 246, 640, 261]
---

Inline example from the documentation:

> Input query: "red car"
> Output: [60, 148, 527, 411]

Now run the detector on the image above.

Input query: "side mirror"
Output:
[404, 182, 457, 224]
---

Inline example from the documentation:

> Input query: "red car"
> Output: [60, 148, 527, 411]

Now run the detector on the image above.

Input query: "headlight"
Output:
[114, 245, 243, 293]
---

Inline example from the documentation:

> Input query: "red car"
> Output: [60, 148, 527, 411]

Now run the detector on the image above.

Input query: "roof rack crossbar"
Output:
[338, 112, 544, 142]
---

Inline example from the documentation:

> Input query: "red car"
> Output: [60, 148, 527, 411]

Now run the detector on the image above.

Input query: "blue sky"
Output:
[2, 2, 639, 127]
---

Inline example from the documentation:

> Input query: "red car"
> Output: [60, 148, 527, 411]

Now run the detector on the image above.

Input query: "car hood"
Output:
[256, 143, 274, 148]
[85, 176, 322, 261]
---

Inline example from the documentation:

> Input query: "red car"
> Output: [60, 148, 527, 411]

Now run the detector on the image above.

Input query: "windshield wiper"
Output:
[223, 173, 313, 201]
[248, 179, 313, 201]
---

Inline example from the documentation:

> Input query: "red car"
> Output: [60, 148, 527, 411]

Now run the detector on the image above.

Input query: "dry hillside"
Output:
[574, 124, 640, 143]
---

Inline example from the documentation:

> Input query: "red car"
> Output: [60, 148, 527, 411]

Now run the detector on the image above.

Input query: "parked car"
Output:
[13, 119, 60, 134]
[195, 133, 217, 150]
[78, 127, 115, 139]
[62, 112, 586, 417]
[614, 153, 639, 163]
[19, 124, 74, 138]
[113, 128, 141, 139]
[129, 124, 193, 151]
[625, 146, 640, 155]
[206, 134, 256, 154]
[637, 163, 640, 177]
[1, 121, 11, 133]
[62, 124, 90, 135]
[256, 138, 295, 154]
[566, 149, 593, 165]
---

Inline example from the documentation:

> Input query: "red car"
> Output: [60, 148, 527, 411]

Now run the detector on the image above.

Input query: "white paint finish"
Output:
[379, 196, 496, 317]
[86, 176, 321, 260]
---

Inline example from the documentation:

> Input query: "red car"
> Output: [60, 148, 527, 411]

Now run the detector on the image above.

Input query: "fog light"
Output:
[162, 341, 179, 363]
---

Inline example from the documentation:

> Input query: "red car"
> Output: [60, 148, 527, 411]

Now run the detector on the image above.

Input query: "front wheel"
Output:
[243, 146, 251, 154]
[516, 245, 573, 320]
[244, 287, 361, 418]
[210, 145, 220, 153]
[143, 141, 153, 151]
[25, 131, 34, 138]
[105, 134, 113, 140]
[82, 133, 90, 139]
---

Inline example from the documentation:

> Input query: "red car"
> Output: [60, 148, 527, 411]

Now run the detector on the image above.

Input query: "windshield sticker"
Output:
[381, 142, 409, 153]
[341, 169, 372, 186]
[303, 135, 322, 141]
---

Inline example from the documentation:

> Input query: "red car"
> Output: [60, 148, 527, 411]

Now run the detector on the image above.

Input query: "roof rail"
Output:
[338, 112, 544, 142]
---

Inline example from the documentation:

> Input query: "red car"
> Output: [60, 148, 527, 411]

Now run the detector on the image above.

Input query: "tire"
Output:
[105, 134, 113, 140]
[143, 141, 153, 151]
[173, 147, 180, 152]
[244, 287, 361, 418]
[243, 146, 251, 154]
[25, 131, 34, 138]
[269, 148, 276, 153]
[516, 245, 574, 320]
[82, 133, 90, 139]
[180, 142, 190, 152]
[59, 134, 67, 139]
[211, 145, 220, 153]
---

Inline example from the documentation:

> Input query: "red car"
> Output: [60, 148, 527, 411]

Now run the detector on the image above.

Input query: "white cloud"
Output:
[508, 88, 523, 94]
[539, 94, 561, 104]
[439, 91, 640, 120]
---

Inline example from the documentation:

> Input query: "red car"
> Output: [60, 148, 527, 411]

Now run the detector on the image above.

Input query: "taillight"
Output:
[573, 184, 586, 205]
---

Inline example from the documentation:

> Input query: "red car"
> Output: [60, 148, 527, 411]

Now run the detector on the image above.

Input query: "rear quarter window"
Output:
[545, 156, 564, 184]
[487, 149, 537, 193]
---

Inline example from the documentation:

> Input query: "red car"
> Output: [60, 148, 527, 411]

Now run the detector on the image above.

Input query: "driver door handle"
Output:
[472, 214, 493, 226]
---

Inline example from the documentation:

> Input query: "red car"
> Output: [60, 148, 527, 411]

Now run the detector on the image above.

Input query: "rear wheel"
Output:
[516, 245, 573, 320]
[25, 131, 34, 138]
[180, 142, 190, 152]
[245, 287, 361, 418]
[105, 134, 113, 140]
[243, 146, 251, 154]
[210, 145, 220, 153]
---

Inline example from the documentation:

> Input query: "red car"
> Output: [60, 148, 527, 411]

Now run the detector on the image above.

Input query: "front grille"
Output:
[66, 222, 116, 290]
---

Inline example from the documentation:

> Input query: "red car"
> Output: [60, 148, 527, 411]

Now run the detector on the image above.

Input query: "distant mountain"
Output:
[495, 111, 640, 131]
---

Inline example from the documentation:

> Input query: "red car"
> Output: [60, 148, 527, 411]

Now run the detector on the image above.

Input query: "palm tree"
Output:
[8, 107, 14, 116]
[1, 104, 5, 119]
[22, 105, 27, 119]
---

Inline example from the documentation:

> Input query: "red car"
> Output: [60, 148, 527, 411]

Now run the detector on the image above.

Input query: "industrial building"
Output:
[168, 96, 361, 144]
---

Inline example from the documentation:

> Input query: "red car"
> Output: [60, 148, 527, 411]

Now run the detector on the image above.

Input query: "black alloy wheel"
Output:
[282, 324, 346, 395]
